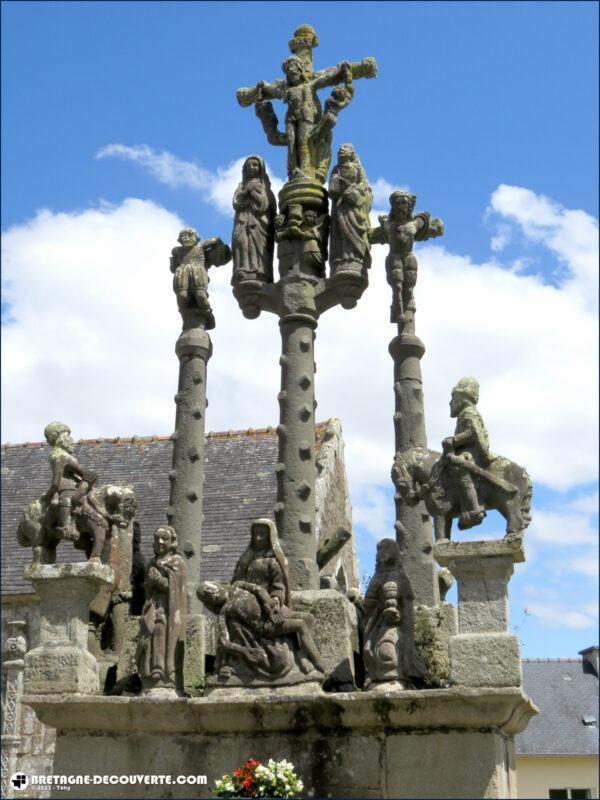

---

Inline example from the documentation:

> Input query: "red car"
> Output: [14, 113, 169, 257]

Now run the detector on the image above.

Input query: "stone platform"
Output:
[25, 686, 537, 799]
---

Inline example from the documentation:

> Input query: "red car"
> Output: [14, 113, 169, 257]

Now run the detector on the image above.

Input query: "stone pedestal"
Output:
[24, 562, 114, 695]
[24, 686, 537, 798]
[293, 589, 359, 689]
[434, 538, 525, 688]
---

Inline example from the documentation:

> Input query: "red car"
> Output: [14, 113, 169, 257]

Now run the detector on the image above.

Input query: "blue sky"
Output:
[2, 1, 598, 659]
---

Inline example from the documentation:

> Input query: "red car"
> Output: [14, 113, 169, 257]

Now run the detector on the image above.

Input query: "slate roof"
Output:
[515, 658, 599, 755]
[1, 423, 331, 596]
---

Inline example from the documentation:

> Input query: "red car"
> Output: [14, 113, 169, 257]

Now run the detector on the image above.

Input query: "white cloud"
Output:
[568, 490, 599, 515]
[527, 509, 598, 546]
[489, 184, 599, 312]
[527, 602, 597, 630]
[95, 144, 283, 216]
[569, 557, 599, 578]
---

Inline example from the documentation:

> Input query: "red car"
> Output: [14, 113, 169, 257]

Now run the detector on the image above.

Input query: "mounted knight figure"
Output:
[392, 378, 532, 541]
[17, 422, 137, 564]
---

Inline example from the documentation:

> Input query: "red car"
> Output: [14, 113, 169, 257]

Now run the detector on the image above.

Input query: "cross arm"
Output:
[311, 56, 378, 90]
[236, 78, 285, 108]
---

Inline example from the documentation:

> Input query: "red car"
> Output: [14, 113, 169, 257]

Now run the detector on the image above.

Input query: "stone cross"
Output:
[236, 24, 377, 183]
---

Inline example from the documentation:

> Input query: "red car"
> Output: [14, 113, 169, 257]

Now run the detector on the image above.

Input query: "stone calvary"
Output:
[8, 22, 537, 800]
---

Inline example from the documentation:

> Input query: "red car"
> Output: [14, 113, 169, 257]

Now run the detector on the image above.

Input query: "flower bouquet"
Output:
[214, 758, 303, 798]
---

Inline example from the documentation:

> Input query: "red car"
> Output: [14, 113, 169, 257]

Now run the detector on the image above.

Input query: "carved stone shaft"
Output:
[1, 621, 26, 799]
[389, 333, 438, 606]
[276, 314, 319, 590]
[168, 327, 212, 615]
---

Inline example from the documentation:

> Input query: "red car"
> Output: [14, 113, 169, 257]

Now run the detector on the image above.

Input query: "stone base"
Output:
[25, 687, 537, 799]
[292, 589, 359, 689]
[25, 646, 100, 695]
[450, 633, 522, 688]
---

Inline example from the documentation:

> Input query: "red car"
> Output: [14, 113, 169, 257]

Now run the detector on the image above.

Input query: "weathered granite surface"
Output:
[24, 562, 114, 695]
[24, 687, 537, 798]
[434, 538, 525, 688]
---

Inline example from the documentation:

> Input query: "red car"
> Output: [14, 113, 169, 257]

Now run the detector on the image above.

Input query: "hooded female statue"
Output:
[328, 143, 373, 275]
[232, 156, 276, 283]
[199, 518, 324, 684]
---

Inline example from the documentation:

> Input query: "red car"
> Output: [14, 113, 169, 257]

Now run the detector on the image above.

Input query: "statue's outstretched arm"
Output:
[236, 79, 285, 107]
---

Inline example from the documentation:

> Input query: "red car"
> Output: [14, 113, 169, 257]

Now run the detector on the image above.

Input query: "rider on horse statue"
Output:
[442, 377, 490, 531]
[42, 421, 97, 542]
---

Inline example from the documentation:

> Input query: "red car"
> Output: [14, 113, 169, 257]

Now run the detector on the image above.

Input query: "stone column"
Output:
[434, 538, 524, 687]
[167, 326, 212, 615]
[390, 332, 438, 606]
[24, 562, 114, 695]
[1, 621, 27, 799]
[276, 312, 319, 590]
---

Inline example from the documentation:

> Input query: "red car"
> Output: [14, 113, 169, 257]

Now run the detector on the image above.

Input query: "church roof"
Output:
[1, 423, 333, 597]
[515, 657, 599, 756]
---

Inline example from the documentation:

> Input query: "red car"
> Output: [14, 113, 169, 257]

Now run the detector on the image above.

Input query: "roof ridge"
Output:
[2, 420, 333, 448]
[523, 657, 583, 662]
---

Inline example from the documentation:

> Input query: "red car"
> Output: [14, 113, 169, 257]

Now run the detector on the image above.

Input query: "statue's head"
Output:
[196, 580, 228, 612]
[450, 376, 479, 417]
[177, 228, 200, 248]
[389, 190, 417, 217]
[376, 538, 400, 571]
[106, 485, 137, 523]
[44, 421, 74, 453]
[303, 210, 317, 226]
[289, 24, 319, 54]
[242, 155, 264, 182]
[154, 524, 177, 557]
[250, 518, 276, 553]
[282, 55, 309, 85]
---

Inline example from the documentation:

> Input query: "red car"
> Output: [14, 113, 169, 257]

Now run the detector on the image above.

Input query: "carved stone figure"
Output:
[17, 423, 137, 563]
[371, 191, 443, 326]
[170, 228, 231, 330]
[393, 379, 532, 540]
[232, 156, 276, 284]
[328, 144, 373, 275]
[363, 538, 425, 688]
[237, 25, 377, 182]
[136, 525, 187, 693]
[198, 519, 324, 686]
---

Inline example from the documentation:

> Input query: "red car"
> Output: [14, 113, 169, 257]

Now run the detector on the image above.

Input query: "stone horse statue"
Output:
[17, 482, 137, 564]
[393, 447, 532, 542]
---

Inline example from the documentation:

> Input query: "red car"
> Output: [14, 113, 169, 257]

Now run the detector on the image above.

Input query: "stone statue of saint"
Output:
[363, 538, 425, 688]
[328, 144, 373, 275]
[371, 191, 443, 326]
[136, 525, 187, 693]
[198, 518, 324, 686]
[441, 377, 490, 530]
[170, 227, 231, 330]
[232, 156, 276, 284]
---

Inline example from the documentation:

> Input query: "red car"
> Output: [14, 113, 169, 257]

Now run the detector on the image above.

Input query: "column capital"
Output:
[175, 327, 213, 361]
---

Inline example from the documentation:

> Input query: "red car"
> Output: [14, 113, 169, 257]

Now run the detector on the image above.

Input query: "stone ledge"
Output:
[24, 685, 537, 737]
[433, 536, 525, 565]
[24, 561, 115, 584]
